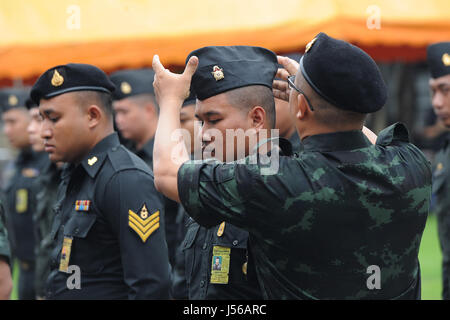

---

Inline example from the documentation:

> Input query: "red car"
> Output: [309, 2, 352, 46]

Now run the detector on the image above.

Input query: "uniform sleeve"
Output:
[177, 159, 256, 229]
[101, 169, 171, 299]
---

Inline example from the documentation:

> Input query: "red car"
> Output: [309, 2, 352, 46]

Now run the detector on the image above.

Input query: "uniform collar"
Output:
[80, 133, 120, 178]
[301, 130, 371, 152]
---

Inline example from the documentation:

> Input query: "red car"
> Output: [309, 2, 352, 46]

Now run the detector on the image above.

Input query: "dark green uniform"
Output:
[178, 123, 431, 299]
[33, 161, 61, 298]
[433, 133, 450, 298]
[45, 134, 170, 299]
[3, 149, 48, 299]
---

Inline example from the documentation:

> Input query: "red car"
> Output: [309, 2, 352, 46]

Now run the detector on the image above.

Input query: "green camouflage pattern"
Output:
[178, 123, 432, 299]
[432, 133, 450, 299]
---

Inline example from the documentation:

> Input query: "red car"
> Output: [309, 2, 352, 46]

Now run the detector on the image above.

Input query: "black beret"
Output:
[186, 46, 278, 101]
[30, 63, 116, 105]
[0, 88, 29, 113]
[427, 42, 450, 79]
[300, 32, 387, 113]
[109, 68, 155, 100]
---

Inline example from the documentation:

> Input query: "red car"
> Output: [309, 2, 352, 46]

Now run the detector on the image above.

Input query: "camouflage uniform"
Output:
[178, 123, 432, 299]
[33, 161, 61, 299]
[433, 133, 450, 299]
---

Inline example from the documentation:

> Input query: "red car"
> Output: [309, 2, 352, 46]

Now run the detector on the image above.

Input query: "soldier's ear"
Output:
[86, 104, 102, 128]
[249, 106, 266, 130]
[296, 95, 308, 120]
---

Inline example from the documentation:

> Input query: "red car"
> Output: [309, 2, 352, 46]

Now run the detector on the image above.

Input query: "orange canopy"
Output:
[0, 0, 449, 82]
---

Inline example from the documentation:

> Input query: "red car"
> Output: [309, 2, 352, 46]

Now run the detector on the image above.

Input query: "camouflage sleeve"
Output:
[0, 203, 11, 264]
[177, 159, 256, 229]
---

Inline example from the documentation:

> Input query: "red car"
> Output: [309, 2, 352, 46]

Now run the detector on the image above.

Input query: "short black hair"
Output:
[74, 91, 114, 119]
[127, 93, 159, 114]
[224, 85, 276, 129]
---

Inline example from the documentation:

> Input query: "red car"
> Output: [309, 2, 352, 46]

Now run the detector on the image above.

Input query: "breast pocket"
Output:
[182, 219, 200, 286]
[212, 223, 249, 284]
[64, 214, 97, 238]
[63, 213, 100, 273]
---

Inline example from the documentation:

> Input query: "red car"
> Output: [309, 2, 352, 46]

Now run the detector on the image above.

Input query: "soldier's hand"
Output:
[152, 54, 199, 108]
[273, 55, 300, 102]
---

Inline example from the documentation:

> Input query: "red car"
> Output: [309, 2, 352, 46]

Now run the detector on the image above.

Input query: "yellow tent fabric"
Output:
[0, 0, 449, 80]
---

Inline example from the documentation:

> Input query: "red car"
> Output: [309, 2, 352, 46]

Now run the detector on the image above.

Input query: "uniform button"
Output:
[202, 243, 207, 250]
[200, 280, 205, 288]
[232, 240, 238, 246]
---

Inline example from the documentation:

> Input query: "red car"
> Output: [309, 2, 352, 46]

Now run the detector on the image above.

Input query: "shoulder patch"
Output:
[128, 204, 160, 243]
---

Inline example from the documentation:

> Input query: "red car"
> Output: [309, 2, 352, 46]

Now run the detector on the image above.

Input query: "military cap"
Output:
[109, 68, 155, 100]
[427, 42, 450, 79]
[187, 46, 278, 101]
[0, 88, 29, 113]
[30, 63, 115, 105]
[299, 32, 387, 113]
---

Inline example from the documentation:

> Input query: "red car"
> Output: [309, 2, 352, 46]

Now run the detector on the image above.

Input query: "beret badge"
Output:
[211, 65, 224, 81]
[8, 95, 18, 106]
[442, 53, 450, 67]
[51, 70, 64, 87]
[120, 81, 132, 94]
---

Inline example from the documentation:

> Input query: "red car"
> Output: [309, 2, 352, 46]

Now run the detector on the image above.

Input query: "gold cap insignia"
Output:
[87, 156, 98, 166]
[8, 95, 18, 106]
[121, 81, 132, 94]
[211, 66, 224, 81]
[437, 162, 444, 171]
[305, 37, 317, 53]
[442, 53, 450, 67]
[128, 205, 160, 243]
[51, 70, 64, 87]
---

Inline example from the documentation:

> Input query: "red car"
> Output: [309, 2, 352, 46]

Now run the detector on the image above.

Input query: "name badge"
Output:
[210, 246, 231, 284]
[59, 237, 73, 273]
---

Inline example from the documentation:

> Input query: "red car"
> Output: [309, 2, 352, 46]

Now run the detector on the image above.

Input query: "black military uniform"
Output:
[110, 69, 182, 272]
[427, 41, 450, 299]
[177, 36, 431, 299]
[0, 89, 48, 300]
[30, 63, 170, 299]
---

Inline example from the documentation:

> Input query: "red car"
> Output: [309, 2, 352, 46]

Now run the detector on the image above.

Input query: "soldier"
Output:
[109, 69, 181, 274]
[427, 41, 450, 299]
[25, 97, 62, 299]
[0, 88, 48, 300]
[151, 33, 432, 299]
[30, 63, 170, 299]
[158, 46, 284, 300]
[0, 200, 12, 300]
